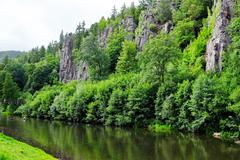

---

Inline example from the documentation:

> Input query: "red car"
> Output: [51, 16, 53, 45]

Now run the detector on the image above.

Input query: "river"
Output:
[0, 115, 239, 160]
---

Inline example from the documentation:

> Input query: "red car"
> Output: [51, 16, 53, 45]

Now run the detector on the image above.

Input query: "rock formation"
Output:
[59, 33, 77, 83]
[136, 10, 173, 51]
[60, 33, 90, 83]
[205, 0, 234, 72]
[136, 11, 158, 51]
[98, 26, 113, 48]
[76, 61, 89, 81]
[122, 16, 137, 40]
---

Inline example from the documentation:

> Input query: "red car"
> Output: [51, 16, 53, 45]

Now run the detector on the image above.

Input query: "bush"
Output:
[105, 88, 128, 126]
[149, 121, 172, 133]
[126, 82, 157, 126]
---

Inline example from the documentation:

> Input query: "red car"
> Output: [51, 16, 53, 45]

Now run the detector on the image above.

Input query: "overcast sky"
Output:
[0, 0, 139, 51]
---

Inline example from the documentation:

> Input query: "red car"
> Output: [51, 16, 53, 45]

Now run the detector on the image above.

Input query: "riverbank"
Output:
[0, 133, 56, 160]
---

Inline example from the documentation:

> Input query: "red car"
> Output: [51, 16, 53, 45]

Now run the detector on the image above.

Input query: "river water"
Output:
[0, 115, 239, 160]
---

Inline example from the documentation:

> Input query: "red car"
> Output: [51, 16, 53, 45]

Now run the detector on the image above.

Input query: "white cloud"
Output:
[0, 0, 139, 51]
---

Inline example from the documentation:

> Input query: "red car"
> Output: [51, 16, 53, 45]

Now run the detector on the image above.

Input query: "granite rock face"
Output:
[205, 0, 234, 72]
[122, 16, 137, 40]
[59, 33, 78, 83]
[60, 33, 90, 83]
[76, 61, 89, 81]
[136, 10, 173, 51]
[98, 26, 113, 48]
[136, 11, 158, 51]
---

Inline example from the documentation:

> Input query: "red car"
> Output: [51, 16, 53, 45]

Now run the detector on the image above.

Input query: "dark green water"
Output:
[0, 115, 239, 160]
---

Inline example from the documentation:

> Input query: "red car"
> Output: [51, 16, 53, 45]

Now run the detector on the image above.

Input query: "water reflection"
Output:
[0, 115, 239, 160]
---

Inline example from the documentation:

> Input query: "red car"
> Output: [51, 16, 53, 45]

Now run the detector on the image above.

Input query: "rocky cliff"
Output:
[136, 10, 173, 51]
[98, 26, 113, 48]
[205, 0, 234, 72]
[60, 33, 90, 83]
[122, 16, 137, 40]
[59, 33, 77, 83]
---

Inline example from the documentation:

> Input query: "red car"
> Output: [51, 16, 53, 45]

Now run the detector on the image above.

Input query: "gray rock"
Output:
[98, 26, 113, 48]
[136, 11, 158, 51]
[76, 61, 89, 81]
[122, 16, 137, 40]
[205, 0, 234, 72]
[59, 33, 77, 83]
[136, 10, 173, 51]
[163, 21, 173, 33]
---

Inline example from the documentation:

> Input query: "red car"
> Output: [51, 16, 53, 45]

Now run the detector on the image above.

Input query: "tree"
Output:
[111, 5, 117, 20]
[120, 3, 127, 18]
[74, 21, 87, 49]
[173, 19, 195, 49]
[105, 29, 125, 72]
[139, 0, 155, 9]
[140, 32, 180, 83]
[99, 17, 107, 32]
[59, 30, 64, 50]
[116, 41, 137, 74]
[5, 61, 26, 90]
[79, 33, 109, 80]
[173, 0, 207, 22]
[154, 0, 172, 24]
[2, 72, 19, 107]
[47, 41, 59, 54]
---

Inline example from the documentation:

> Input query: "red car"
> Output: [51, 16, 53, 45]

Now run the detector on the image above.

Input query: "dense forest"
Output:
[0, 0, 239, 140]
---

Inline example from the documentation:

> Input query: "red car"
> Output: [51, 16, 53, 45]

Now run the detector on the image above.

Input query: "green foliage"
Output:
[173, 0, 208, 22]
[173, 19, 195, 49]
[116, 41, 137, 74]
[140, 32, 180, 83]
[99, 17, 107, 32]
[78, 33, 109, 80]
[149, 122, 172, 133]
[74, 21, 87, 49]
[126, 82, 157, 126]
[50, 81, 77, 120]
[153, 0, 172, 24]
[106, 88, 128, 125]
[189, 74, 228, 132]
[17, 85, 61, 118]
[1, 72, 19, 110]
[25, 54, 59, 92]
[106, 29, 125, 72]
[2, 0, 240, 141]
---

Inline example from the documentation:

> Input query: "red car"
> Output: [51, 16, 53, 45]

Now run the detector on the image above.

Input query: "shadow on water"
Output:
[0, 115, 239, 160]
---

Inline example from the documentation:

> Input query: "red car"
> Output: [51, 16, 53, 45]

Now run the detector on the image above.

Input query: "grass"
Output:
[0, 133, 57, 160]
[148, 122, 172, 133]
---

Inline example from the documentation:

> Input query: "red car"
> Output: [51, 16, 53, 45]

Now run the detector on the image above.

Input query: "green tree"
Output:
[105, 29, 125, 72]
[74, 21, 87, 49]
[2, 72, 19, 107]
[173, 19, 195, 49]
[173, 0, 207, 22]
[154, 0, 172, 23]
[99, 17, 107, 32]
[5, 61, 26, 90]
[140, 32, 180, 83]
[116, 41, 137, 74]
[111, 5, 117, 20]
[79, 33, 109, 80]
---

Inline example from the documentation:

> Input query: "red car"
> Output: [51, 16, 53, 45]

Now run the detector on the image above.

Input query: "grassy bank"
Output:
[0, 133, 56, 160]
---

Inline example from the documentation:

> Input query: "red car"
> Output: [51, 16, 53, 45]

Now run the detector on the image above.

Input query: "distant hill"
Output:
[0, 50, 22, 61]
